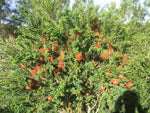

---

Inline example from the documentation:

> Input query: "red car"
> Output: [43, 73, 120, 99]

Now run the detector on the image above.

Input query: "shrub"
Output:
[0, 0, 149, 112]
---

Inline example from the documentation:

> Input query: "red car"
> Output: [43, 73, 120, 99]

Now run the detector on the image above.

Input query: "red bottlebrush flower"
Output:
[44, 68, 49, 73]
[31, 70, 37, 76]
[21, 64, 26, 68]
[54, 69, 61, 75]
[117, 65, 122, 68]
[75, 53, 85, 61]
[119, 74, 124, 79]
[100, 86, 106, 90]
[121, 54, 129, 63]
[99, 34, 105, 41]
[35, 65, 42, 70]
[94, 32, 99, 36]
[30, 79, 36, 86]
[60, 50, 65, 55]
[106, 68, 111, 73]
[75, 32, 82, 37]
[125, 58, 129, 63]
[24, 85, 31, 90]
[34, 81, 40, 87]
[94, 41, 100, 48]
[46, 56, 54, 62]
[41, 37, 46, 42]
[108, 39, 112, 42]
[53, 43, 58, 47]
[110, 78, 119, 85]
[47, 96, 52, 101]
[8, 34, 14, 39]
[46, 48, 50, 52]
[58, 57, 64, 62]
[110, 78, 114, 83]
[58, 62, 64, 68]
[107, 100, 111, 103]
[125, 82, 131, 88]
[109, 46, 113, 52]
[104, 50, 110, 57]
[101, 50, 110, 61]
[37, 57, 43, 63]
[100, 56, 106, 61]
[40, 48, 46, 54]
[51, 44, 58, 51]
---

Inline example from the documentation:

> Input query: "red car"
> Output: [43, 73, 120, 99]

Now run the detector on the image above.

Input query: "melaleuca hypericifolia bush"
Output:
[0, 0, 149, 112]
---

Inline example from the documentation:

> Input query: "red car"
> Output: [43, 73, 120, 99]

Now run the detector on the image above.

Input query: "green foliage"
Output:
[0, 0, 149, 113]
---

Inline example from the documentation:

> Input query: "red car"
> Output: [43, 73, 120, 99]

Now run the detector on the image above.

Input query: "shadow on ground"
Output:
[113, 90, 149, 113]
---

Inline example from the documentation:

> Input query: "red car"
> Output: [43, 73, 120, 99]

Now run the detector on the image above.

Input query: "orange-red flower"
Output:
[110, 78, 119, 85]
[107, 100, 111, 103]
[119, 74, 124, 79]
[100, 86, 106, 90]
[58, 62, 64, 68]
[21, 64, 26, 68]
[58, 57, 64, 62]
[60, 50, 65, 55]
[51, 43, 58, 51]
[94, 32, 99, 36]
[94, 41, 100, 48]
[117, 65, 122, 68]
[75, 32, 82, 37]
[46, 56, 54, 62]
[54, 69, 61, 75]
[104, 50, 110, 57]
[125, 82, 131, 88]
[41, 37, 46, 42]
[124, 58, 129, 63]
[99, 34, 105, 42]
[100, 56, 106, 61]
[44, 68, 49, 73]
[40, 48, 46, 54]
[34, 81, 40, 87]
[30, 79, 36, 86]
[31, 70, 37, 76]
[121, 53, 129, 63]
[47, 47, 50, 52]
[75, 53, 85, 61]
[37, 57, 43, 63]
[47, 96, 52, 101]
[109, 46, 113, 52]
[106, 68, 111, 73]
[24, 85, 31, 90]
[35, 65, 42, 70]
[8, 34, 14, 39]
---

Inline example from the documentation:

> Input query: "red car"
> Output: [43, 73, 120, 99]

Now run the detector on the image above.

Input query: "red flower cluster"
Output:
[100, 46, 113, 61]
[110, 78, 119, 85]
[60, 50, 65, 56]
[46, 56, 54, 62]
[119, 74, 124, 79]
[52, 43, 58, 51]
[21, 64, 26, 68]
[94, 41, 100, 48]
[41, 37, 46, 42]
[75, 32, 82, 37]
[54, 69, 61, 75]
[47, 96, 52, 101]
[75, 53, 85, 61]
[125, 82, 131, 88]
[58, 62, 64, 68]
